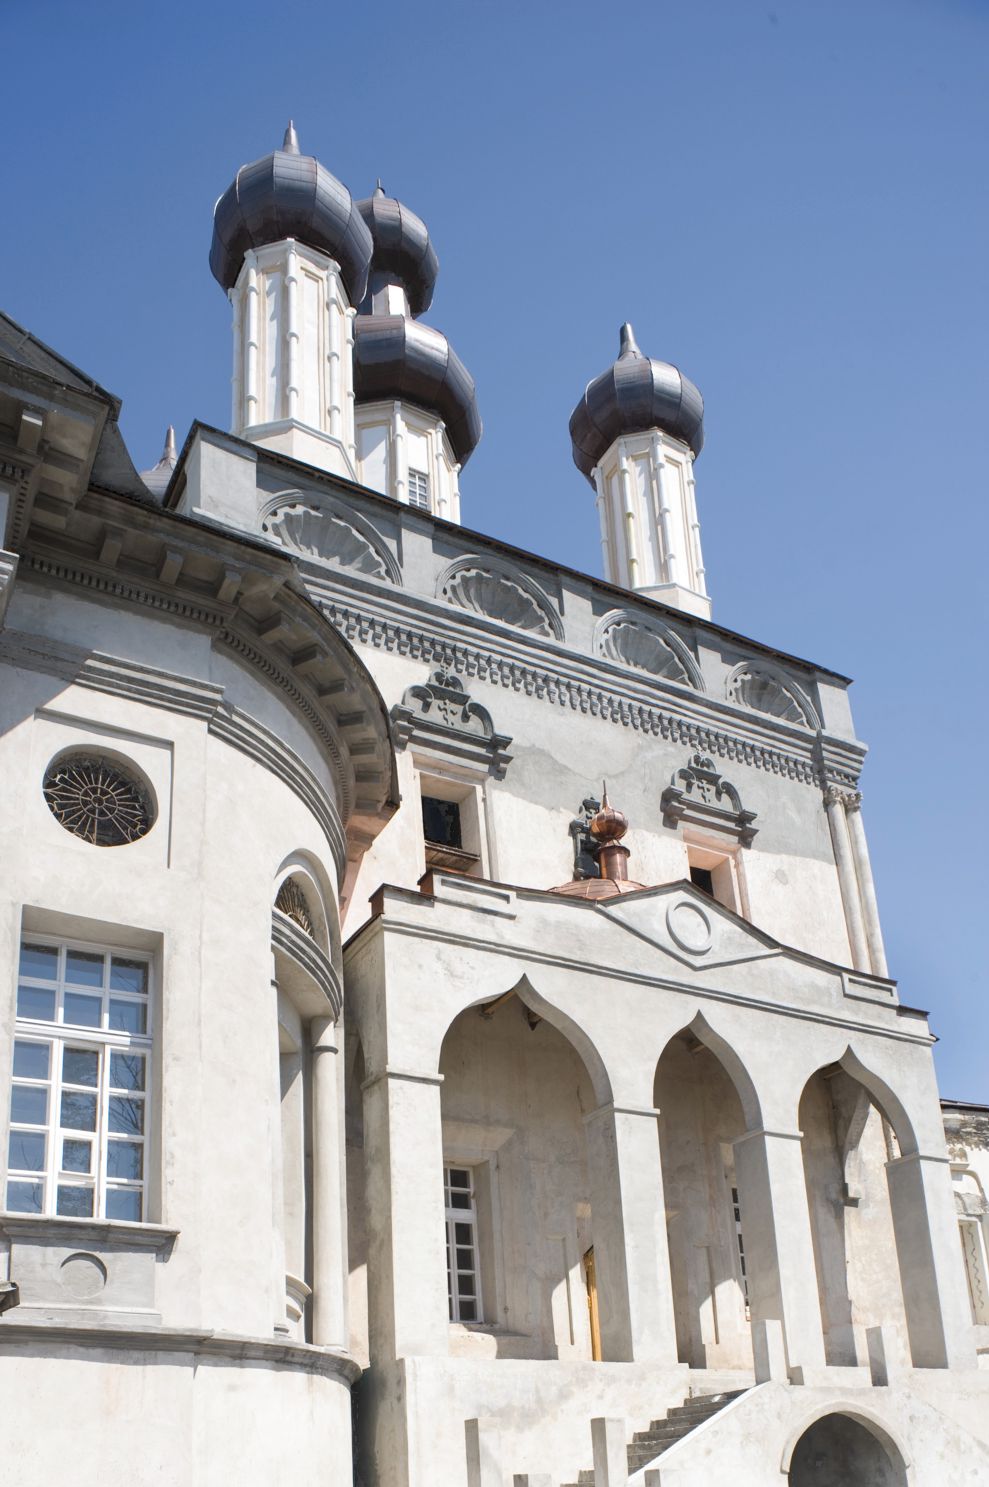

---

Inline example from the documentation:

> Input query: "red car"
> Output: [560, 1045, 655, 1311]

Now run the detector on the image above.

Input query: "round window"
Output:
[43, 753, 156, 847]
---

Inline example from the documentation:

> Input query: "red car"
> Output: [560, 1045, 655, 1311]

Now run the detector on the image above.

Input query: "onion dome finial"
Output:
[569, 323, 705, 482]
[140, 425, 178, 499]
[550, 786, 645, 899]
[210, 125, 373, 306]
[356, 182, 439, 319]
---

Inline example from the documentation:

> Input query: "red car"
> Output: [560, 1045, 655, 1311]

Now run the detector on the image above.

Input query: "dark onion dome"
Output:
[356, 182, 439, 319]
[353, 316, 482, 467]
[569, 323, 704, 481]
[209, 122, 373, 306]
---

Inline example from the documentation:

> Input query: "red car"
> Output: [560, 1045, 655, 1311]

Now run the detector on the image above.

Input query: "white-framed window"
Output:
[6, 935, 152, 1222]
[444, 1164, 482, 1322]
[408, 467, 431, 511]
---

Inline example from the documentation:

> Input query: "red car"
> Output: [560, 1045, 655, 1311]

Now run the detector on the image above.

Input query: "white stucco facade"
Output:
[1, 134, 988, 1486]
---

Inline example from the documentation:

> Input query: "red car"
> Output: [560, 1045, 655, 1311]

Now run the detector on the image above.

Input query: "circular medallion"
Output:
[59, 1252, 108, 1299]
[666, 899, 713, 955]
[43, 754, 155, 847]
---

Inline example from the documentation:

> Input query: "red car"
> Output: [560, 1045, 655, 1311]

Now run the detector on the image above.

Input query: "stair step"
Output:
[566, 1387, 747, 1484]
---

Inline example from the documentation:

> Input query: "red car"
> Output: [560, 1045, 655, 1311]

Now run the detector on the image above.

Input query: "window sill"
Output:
[0, 1213, 178, 1252]
[425, 842, 480, 873]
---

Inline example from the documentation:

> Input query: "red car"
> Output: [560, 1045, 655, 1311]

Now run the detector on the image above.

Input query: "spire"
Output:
[139, 424, 179, 498]
[374, 178, 386, 196]
[282, 120, 300, 155]
[618, 322, 642, 359]
[163, 425, 176, 462]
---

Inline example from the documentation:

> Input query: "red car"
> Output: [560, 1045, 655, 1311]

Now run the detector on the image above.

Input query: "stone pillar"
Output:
[311, 1016, 347, 1347]
[362, 1065, 449, 1359]
[465, 1419, 502, 1487]
[269, 968, 289, 1334]
[844, 793, 888, 977]
[584, 1103, 678, 1363]
[886, 1152, 977, 1368]
[824, 787, 870, 972]
[732, 1128, 826, 1377]
[591, 1417, 628, 1487]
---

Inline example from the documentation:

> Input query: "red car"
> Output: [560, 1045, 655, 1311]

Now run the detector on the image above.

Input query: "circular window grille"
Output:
[275, 878, 316, 938]
[43, 754, 155, 847]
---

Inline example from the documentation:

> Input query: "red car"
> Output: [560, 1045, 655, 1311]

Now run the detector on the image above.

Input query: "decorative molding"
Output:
[823, 784, 862, 813]
[437, 555, 564, 641]
[726, 661, 821, 730]
[0, 629, 349, 883]
[260, 492, 400, 584]
[319, 597, 846, 788]
[390, 667, 513, 779]
[569, 795, 602, 878]
[0, 547, 17, 627]
[595, 609, 702, 689]
[271, 907, 342, 1019]
[0, 1318, 360, 1381]
[660, 753, 758, 844]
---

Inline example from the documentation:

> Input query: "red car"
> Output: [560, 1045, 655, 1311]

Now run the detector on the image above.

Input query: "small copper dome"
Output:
[209, 123, 373, 307]
[569, 323, 704, 482]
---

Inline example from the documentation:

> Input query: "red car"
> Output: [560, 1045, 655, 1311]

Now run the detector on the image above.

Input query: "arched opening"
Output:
[788, 1412, 908, 1486]
[654, 1020, 756, 1370]
[438, 983, 602, 1360]
[799, 1058, 908, 1367]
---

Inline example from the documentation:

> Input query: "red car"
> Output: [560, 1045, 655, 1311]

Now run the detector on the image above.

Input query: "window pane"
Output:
[459, 1299, 477, 1321]
[19, 943, 58, 980]
[110, 958, 147, 995]
[108, 999, 146, 1034]
[65, 950, 104, 987]
[17, 985, 56, 1021]
[63, 1048, 99, 1087]
[57, 1184, 94, 1218]
[454, 1222, 473, 1244]
[60, 1091, 98, 1131]
[107, 1141, 143, 1180]
[106, 1187, 142, 1222]
[459, 1273, 476, 1296]
[8, 1130, 46, 1171]
[456, 1248, 475, 1270]
[108, 1096, 144, 1135]
[449, 1191, 470, 1208]
[6, 1179, 43, 1213]
[422, 797, 463, 849]
[62, 1138, 92, 1174]
[64, 993, 103, 1028]
[110, 1051, 146, 1091]
[448, 1168, 470, 1188]
[13, 1040, 50, 1079]
[11, 1084, 47, 1124]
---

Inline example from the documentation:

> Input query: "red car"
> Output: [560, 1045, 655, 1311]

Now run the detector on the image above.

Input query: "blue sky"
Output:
[3, 0, 987, 1096]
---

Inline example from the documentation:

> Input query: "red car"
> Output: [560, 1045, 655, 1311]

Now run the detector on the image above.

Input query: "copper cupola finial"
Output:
[550, 784, 644, 899]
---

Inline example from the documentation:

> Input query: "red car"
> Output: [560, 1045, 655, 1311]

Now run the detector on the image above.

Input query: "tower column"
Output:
[824, 786, 870, 972]
[310, 1016, 348, 1348]
[844, 792, 888, 976]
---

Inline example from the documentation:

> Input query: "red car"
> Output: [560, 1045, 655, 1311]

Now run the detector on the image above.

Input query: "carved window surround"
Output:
[661, 753, 758, 846]
[391, 668, 513, 780]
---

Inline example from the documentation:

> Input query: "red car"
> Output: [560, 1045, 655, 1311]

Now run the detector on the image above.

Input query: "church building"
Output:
[1, 126, 987, 1485]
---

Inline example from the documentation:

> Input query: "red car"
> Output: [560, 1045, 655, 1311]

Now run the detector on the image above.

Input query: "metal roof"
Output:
[209, 124, 373, 306]
[356, 183, 439, 319]
[353, 315, 482, 466]
[569, 323, 705, 481]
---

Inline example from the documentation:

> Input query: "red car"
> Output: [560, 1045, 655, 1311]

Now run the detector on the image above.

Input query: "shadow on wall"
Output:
[788, 1412, 908, 1487]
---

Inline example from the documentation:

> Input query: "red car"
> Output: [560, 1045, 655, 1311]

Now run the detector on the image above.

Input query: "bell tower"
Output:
[569, 324, 710, 619]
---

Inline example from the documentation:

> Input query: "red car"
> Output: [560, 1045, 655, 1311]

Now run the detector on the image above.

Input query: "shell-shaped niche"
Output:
[262, 501, 396, 583]
[442, 566, 560, 638]
[727, 664, 817, 728]
[599, 618, 696, 687]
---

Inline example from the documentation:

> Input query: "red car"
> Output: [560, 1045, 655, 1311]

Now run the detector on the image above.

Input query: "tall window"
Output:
[408, 467, 431, 511]
[730, 1184, 750, 1313]
[6, 937, 152, 1221]
[444, 1165, 482, 1322]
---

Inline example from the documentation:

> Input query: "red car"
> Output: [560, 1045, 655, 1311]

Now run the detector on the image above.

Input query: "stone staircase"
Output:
[560, 1390, 745, 1485]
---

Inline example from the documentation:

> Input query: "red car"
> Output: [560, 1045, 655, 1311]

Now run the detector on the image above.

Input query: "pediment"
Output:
[595, 882, 782, 972]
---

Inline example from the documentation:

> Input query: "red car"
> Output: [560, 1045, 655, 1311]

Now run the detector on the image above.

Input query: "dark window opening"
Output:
[422, 796, 462, 849]
[690, 865, 715, 896]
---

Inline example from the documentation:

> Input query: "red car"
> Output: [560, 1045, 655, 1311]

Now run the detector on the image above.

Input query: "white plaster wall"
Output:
[0, 1347, 354, 1487]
